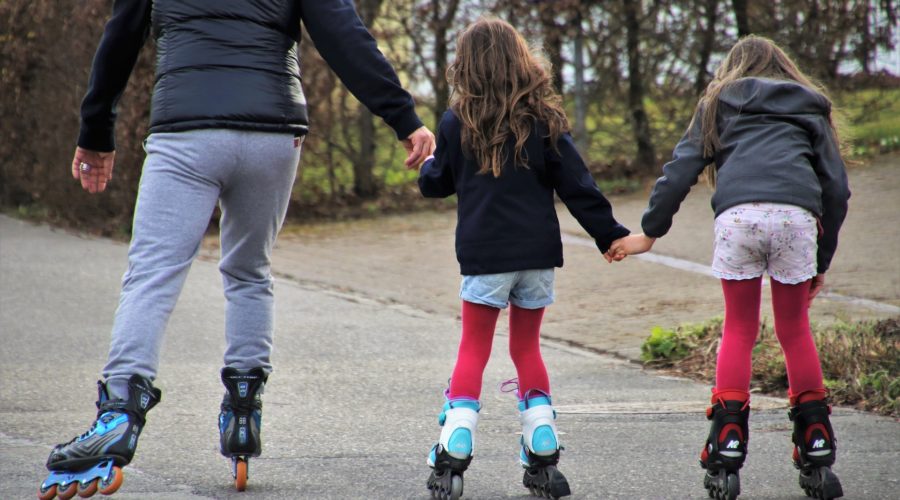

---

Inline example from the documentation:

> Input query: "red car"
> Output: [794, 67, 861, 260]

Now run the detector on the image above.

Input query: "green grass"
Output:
[834, 87, 900, 157]
[641, 317, 900, 417]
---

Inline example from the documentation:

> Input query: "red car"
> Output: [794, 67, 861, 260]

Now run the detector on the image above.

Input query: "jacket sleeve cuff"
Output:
[387, 109, 424, 140]
[595, 225, 631, 253]
[77, 125, 116, 152]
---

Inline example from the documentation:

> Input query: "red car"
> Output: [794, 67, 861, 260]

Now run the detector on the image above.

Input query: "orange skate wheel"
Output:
[234, 459, 248, 491]
[98, 467, 123, 495]
[77, 478, 99, 497]
[56, 482, 78, 500]
[37, 483, 57, 500]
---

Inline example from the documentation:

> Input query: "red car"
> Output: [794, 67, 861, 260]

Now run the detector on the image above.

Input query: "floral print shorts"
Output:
[712, 202, 818, 284]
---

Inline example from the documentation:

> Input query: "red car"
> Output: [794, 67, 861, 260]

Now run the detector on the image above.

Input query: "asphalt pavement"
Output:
[1, 214, 897, 499]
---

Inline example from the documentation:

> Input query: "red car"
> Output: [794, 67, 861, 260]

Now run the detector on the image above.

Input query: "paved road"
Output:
[1, 215, 897, 499]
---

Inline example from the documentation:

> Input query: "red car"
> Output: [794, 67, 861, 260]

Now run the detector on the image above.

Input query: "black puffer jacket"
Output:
[79, 0, 422, 151]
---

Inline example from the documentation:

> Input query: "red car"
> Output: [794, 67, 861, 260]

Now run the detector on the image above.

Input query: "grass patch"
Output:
[641, 317, 900, 417]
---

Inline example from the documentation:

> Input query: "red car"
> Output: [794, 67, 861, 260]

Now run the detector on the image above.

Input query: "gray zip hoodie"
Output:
[641, 77, 850, 274]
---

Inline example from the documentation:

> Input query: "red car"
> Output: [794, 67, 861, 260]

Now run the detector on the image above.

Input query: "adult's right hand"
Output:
[402, 126, 435, 170]
[71, 147, 116, 194]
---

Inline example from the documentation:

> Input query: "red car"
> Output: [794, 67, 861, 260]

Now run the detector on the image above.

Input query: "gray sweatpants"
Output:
[103, 129, 301, 399]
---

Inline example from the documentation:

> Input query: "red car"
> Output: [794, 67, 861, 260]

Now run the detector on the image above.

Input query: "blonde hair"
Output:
[693, 35, 844, 185]
[447, 17, 568, 177]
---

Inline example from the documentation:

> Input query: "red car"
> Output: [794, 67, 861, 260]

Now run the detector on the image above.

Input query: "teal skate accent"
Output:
[438, 399, 480, 425]
[77, 413, 128, 442]
[518, 395, 552, 411]
[447, 428, 473, 456]
[531, 425, 558, 454]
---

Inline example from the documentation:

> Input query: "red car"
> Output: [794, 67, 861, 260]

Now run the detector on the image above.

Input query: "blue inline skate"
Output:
[219, 367, 266, 492]
[518, 390, 570, 499]
[39, 374, 161, 499]
[426, 395, 480, 500]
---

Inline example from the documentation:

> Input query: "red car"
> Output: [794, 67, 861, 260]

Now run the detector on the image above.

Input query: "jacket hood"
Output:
[718, 77, 831, 116]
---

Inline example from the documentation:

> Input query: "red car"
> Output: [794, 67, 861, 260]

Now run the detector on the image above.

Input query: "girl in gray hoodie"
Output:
[609, 36, 849, 500]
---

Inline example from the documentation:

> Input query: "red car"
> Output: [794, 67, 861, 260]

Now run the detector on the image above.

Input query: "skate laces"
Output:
[499, 378, 519, 396]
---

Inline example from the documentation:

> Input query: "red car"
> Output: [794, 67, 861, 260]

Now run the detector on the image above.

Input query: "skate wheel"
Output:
[234, 458, 248, 491]
[98, 467, 123, 495]
[449, 473, 463, 500]
[37, 483, 57, 500]
[725, 473, 739, 500]
[56, 482, 78, 500]
[77, 478, 99, 498]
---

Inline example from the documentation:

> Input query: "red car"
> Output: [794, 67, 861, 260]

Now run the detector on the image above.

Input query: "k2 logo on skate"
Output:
[238, 382, 249, 398]
[726, 440, 739, 449]
[812, 439, 826, 449]
[140, 393, 150, 409]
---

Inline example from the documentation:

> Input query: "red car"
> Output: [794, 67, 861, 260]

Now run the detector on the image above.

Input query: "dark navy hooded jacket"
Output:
[78, 0, 423, 152]
[642, 77, 850, 273]
[419, 110, 630, 276]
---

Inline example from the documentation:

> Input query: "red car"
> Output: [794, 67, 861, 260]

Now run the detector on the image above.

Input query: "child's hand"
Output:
[808, 274, 825, 307]
[607, 234, 656, 260]
[603, 248, 627, 263]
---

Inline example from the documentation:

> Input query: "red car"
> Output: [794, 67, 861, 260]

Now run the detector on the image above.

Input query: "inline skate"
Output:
[219, 367, 266, 492]
[789, 391, 842, 499]
[700, 391, 749, 500]
[426, 395, 480, 500]
[39, 374, 161, 499]
[518, 390, 570, 499]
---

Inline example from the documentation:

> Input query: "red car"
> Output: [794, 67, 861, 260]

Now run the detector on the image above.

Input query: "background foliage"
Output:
[1, 0, 897, 234]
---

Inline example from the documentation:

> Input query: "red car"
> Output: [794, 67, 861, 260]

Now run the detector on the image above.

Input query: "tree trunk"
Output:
[431, 0, 460, 125]
[539, 5, 565, 93]
[572, 11, 589, 154]
[695, 0, 719, 95]
[353, 109, 378, 198]
[731, 0, 749, 37]
[351, 0, 384, 199]
[622, 0, 656, 172]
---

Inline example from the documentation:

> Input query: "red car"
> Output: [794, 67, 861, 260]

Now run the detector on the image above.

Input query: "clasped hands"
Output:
[603, 233, 656, 263]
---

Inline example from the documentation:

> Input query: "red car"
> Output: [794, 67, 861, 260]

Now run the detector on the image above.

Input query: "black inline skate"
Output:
[219, 367, 267, 492]
[426, 396, 480, 500]
[789, 392, 843, 499]
[518, 390, 570, 499]
[700, 393, 749, 500]
[39, 374, 161, 500]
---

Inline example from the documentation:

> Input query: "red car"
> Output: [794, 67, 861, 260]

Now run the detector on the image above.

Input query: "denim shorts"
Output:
[712, 202, 818, 284]
[460, 269, 555, 309]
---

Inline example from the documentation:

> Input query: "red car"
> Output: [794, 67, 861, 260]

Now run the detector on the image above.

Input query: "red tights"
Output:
[716, 277, 824, 396]
[448, 301, 550, 400]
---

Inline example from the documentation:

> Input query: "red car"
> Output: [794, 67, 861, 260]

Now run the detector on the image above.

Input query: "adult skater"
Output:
[38, 1, 434, 498]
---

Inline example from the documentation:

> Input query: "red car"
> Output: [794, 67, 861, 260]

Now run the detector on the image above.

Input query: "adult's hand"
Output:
[402, 126, 435, 170]
[808, 274, 825, 307]
[72, 147, 116, 194]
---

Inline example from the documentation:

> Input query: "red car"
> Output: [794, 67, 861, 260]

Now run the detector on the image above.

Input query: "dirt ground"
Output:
[204, 153, 900, 361]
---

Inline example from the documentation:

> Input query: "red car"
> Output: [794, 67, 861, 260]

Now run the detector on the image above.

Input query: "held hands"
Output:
[71, 147, 116, 194]
[603, 233, 656, 263]
[402, 126, 436, 170]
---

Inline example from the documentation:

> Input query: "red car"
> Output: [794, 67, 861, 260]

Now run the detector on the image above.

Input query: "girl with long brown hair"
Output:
[418, 17, 629, 500]
[610, 36, 849, 500]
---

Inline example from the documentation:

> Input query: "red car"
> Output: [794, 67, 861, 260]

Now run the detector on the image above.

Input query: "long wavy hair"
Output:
[447, 17, 568, 177]
[694, 35, 844, 185]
